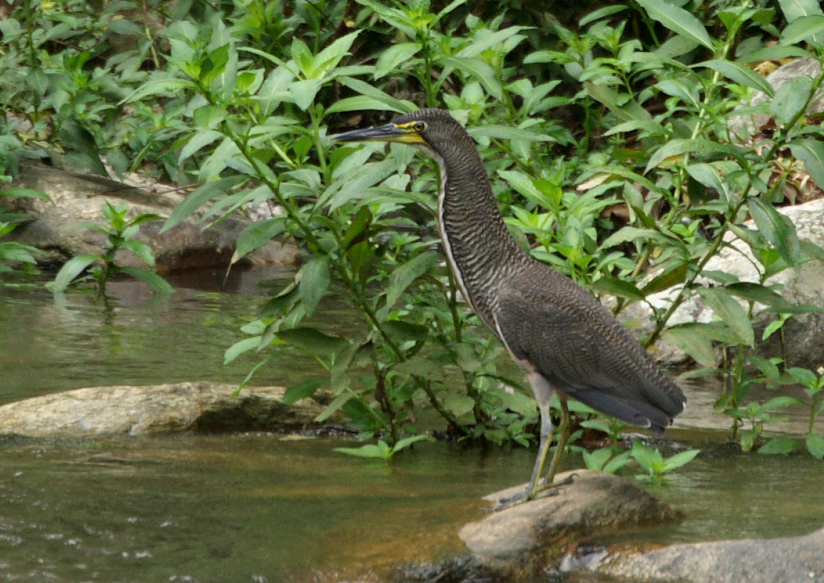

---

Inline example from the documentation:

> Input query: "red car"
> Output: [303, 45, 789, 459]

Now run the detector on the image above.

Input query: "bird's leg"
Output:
[544, 397, 571, 485]
[525, 402, 553, 500]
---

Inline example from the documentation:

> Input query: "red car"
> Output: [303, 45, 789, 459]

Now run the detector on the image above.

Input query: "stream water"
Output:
[1, 269, 823, 583]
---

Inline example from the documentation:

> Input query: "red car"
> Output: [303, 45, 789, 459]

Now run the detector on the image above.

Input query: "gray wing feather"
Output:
[494, 273, 686, 433]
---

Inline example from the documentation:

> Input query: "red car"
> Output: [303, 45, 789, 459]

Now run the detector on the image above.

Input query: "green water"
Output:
[1, 270, 824, 582]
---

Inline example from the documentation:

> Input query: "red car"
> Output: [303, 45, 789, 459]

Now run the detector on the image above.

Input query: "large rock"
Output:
[590, 525, 824, 583]
[457, 470, 677, 580]
[627, 197, 824, 369]
[0, 382, 342, 437]
[4, 162, 300, 272]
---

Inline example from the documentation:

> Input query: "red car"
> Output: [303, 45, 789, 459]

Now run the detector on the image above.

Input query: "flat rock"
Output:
[594, 525, 824, 583]
[458, 470, 677, 579]
[0, 382, 342, 438]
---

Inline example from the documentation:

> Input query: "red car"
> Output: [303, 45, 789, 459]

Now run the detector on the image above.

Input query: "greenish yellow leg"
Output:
[544, 397, 571, 486]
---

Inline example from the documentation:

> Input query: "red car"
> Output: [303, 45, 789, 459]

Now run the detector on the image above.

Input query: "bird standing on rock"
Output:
[330, 108, 686, 504]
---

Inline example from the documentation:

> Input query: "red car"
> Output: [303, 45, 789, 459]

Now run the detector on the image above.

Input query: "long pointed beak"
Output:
[329, 123, 423, 145]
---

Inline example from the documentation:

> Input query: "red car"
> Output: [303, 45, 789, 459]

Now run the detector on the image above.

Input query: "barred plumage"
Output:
[331, 108, 686, 505]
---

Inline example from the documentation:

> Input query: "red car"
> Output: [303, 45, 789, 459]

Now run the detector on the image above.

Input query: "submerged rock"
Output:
[457, 470, 678, 580]
[593, 525, 824, 583]
[4, 162, 300, 272]
[0, 382, 341, 438]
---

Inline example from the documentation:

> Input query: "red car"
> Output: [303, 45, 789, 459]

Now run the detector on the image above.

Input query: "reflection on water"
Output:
[2, 268, 824, 582]
[1, 435, 823, 583]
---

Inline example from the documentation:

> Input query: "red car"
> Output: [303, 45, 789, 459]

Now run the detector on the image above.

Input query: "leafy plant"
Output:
[0, 187, 49, 273]
[630, 441, 701, 484]
[583, 447, 633, 474]
[334, 434, 435, 462]
[757, 366, 824, 458]
[52, 202, 173, 295]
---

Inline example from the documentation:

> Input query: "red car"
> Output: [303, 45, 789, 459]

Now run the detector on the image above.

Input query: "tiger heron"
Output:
[330, 108, 686, 503]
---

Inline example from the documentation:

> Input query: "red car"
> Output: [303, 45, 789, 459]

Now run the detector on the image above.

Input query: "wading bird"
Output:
[330, 109, 686, 504]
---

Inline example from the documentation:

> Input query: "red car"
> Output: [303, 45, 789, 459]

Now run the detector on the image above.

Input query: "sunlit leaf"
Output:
[635, 0, 713, 49]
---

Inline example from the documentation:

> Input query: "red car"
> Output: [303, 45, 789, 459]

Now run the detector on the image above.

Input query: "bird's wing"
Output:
[493, 282, 684, 434]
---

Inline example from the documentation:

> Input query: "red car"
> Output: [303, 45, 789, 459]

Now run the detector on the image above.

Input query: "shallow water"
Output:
[1, 269, 824, 582]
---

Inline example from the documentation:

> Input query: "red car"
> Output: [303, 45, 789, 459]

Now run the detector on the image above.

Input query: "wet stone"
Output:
[457, 470, 678, 580]
[0, 382, 343, 438]
[596, 526, 824, 583]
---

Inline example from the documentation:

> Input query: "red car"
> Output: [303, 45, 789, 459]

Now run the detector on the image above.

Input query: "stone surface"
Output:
[625, 197, 824, 369]
[0, 382, 342, 437]
[458, 470, 677, 579]
[593, 526, 824, 583]
[4, 162, 300, 272]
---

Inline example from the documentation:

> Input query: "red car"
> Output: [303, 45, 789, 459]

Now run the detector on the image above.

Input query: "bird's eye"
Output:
[414, 121, 426, 132]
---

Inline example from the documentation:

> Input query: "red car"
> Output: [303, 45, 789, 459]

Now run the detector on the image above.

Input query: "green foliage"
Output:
[52, 203, 173, 296]
[4, 0, 824, 469]
[334, 434, 435, 461]
[0, 188, 49, 273]
[630, 441, 701, 484]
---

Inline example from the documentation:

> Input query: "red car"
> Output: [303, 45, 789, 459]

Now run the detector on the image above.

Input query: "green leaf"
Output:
[582, 447, 612, 471]
[120, 77, 195, 105]
[662, 449, 700, 472]
[179, 130, 224, 163]
[583, 82, 651, 122]
[780, 15, 824, 45]
[456, 26, 528, 58]
[338, 77, 417, 114]
[726, 282, 821, 313]
[334, 443, 389, 460]
[806, 433, 824, 459]
[325, 95, 408, 115]
[161, 176, 247, 233]
[223, 336, 261, 364]
[635, 0, 713, 50]
[232, 218, 285, 264]
[278, 327, 347, 356]
[316, 392, 355, 422]
[699, 60, 775, 97]
[603, 451, 632, 474]
[748, 198, 802, 269]
[385, 252, 438, 307]
[662, 326, 717, 367]
[298, 258, 331, 317]
[384, 320, 429, 342]
[590, 276, 645, 301]
[283, 379, 324, 404]
[771, 76, 813, 126]
[468, 125, 553, 142]
[438, 56, 502, 100]
[119, 267, 175, 295]
[0, 188, 51, 201]
[392, 434, 435, 452]
[580, 6, 628, 27]
[444, 393, 476, 417]
[787, 367, 818, 386]
[646, 139, 745, 172]
[290, 78, 323, 111]
[53, 254, 98, 292]
[640, 262, 689, 296]
[697, 287, 755, 346]
[375, 42, 420, 78]
[760, 396, 806, 410]
[736, 45, 811, 63]
[758, 437, 802, 454]
[394, 356, 444, 382]
[789, 139, 824, 192]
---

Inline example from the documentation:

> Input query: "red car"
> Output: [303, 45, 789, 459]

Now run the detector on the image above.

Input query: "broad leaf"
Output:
[53, 254, 98, 292]
[635, 0, 713, 49]
[697, 287, 755, 346]
[298, 258, 331, 317]
[748, 198, 802, 270]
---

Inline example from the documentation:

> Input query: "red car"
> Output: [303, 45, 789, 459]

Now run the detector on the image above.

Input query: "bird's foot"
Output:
[487, 473, 578, 513]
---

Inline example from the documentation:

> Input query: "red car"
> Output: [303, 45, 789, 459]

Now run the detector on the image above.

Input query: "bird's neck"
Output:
[435, 149, 527, 329]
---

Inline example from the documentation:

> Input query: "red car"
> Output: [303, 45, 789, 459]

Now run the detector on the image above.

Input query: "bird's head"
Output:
[329, 108, 467, 160]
